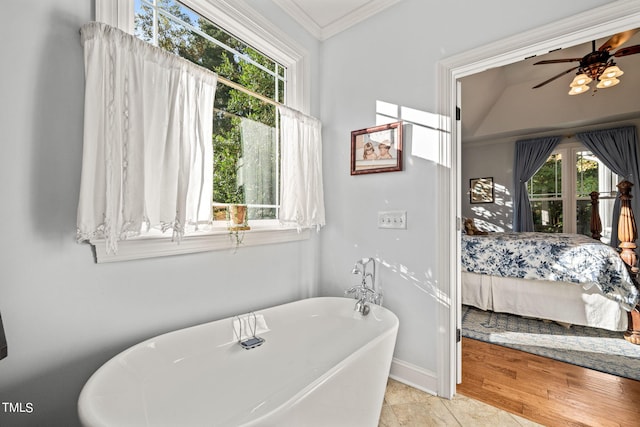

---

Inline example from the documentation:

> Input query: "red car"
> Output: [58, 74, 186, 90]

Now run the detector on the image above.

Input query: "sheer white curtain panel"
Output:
[77, 22, 217, 253]
[277, 106, 325, 230]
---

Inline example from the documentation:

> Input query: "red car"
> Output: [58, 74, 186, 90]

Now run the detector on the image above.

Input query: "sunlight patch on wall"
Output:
[377, 257, 451, 309]
[469, 182, 512, 231]
[375, 100, 449, 166]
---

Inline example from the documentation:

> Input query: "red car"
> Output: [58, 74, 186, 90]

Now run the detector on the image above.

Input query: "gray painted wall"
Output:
[316, 0, 614, 381]
[0, 0, 614, 425]
[0, 1, 320, 426]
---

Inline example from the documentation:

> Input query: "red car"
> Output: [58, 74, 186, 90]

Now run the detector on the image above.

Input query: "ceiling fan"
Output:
[532, 29, 640, 94]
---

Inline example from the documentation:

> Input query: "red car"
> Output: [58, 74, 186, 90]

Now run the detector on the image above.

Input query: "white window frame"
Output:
[528, 148, 565, 232]
[90, 0, 312, 262]
[529, 141, 618, 237]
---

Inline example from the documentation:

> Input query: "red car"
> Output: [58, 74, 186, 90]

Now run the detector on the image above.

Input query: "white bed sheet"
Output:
[462, 271, 628, 331]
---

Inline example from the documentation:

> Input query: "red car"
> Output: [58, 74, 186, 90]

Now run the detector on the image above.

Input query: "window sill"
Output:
[89, 225, 310, 263]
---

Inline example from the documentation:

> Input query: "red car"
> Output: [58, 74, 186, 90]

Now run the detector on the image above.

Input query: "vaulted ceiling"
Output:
[460, 29, 640, 143]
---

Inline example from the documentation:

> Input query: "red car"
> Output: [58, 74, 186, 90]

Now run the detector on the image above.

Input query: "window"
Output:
[92, 0, 310, 261]
[528, 142, 619, 242]
[136, 0, 286, 223]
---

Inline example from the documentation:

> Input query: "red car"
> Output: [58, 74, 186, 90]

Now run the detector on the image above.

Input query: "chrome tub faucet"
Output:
[345, 257, 382, 315]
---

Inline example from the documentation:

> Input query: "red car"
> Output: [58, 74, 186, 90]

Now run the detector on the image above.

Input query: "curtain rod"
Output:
[80, 24, 283, 108]
[217, 75, 282, 108]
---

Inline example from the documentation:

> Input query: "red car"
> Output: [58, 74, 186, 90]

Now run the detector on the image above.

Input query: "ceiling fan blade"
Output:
[599, 29, 640, 51]
[613, 44, 640, 57]
[533, 58, 582, 65]
[532, 66, 579, 89]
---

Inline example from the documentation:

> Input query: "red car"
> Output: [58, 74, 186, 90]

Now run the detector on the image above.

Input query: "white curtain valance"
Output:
[77, 22, 217, 253]
[278, 105, 325, 231]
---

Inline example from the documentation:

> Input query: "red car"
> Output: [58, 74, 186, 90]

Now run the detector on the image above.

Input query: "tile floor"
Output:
[379, 379, 542, 427]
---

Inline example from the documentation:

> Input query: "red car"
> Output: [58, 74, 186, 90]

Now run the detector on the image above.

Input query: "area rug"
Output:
[461, 305, 640, 381]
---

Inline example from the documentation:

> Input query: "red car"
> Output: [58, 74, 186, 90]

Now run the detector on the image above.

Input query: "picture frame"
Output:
[350, 121, 403, 175]
[469, 177, 494, 204]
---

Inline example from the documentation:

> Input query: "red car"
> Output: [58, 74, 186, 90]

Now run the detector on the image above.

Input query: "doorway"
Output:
[436, 2, 640, 398]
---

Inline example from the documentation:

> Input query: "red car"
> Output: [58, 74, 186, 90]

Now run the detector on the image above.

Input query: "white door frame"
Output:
[436, 1, 640, 398]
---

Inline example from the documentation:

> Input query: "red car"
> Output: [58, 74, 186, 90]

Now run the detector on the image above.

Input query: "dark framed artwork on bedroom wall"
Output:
[470, 177, 494, 204]
[350, 121, 403, 175]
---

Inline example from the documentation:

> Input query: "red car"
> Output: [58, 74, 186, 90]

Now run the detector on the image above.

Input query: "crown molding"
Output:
[273, 0, 401, 41]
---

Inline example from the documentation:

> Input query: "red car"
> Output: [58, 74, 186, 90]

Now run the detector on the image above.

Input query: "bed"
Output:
[461, 180, 640, 334]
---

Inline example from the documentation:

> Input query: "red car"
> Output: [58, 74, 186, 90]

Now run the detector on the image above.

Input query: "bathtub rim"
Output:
[241, 306, 399, 426]
[78, 296, 399, 426]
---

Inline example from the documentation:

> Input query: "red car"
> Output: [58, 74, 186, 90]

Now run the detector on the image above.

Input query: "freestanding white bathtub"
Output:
[78, 297, 399, 426]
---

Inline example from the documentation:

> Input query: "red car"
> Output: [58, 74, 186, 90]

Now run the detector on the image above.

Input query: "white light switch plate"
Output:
[378, 210, 407, 229]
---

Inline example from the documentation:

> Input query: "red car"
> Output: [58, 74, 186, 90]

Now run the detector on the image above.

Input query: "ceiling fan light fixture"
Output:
[570, 73, 592, 87]
[602, 65, 624, 79]
[596, 77, 621, 89]
[532, 30, 640, 95]
[568, 84, 590, 95]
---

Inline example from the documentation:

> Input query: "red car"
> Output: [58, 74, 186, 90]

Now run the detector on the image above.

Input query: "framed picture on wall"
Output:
[350, 121, 403, 175]
[470, 177, 494, 204]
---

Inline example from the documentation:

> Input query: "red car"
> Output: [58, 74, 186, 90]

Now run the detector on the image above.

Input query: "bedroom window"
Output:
[134, 0, 284, 223]
[528, 153, 563, 233]
[528, 143, 619, 242]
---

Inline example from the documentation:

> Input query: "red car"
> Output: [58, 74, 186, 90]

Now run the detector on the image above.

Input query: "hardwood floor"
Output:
[458, 338, 640, 427]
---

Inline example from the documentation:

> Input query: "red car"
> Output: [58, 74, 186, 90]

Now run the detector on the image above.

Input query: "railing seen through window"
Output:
[134, 0, 286, 222]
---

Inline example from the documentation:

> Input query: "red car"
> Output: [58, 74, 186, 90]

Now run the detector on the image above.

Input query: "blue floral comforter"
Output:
[461, 232, 640, 310]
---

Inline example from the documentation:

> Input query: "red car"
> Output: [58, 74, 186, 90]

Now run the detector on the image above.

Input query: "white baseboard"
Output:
[389, 358, 439, 397]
